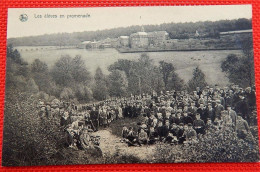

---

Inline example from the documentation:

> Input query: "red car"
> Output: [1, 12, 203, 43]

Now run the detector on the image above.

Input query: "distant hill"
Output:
[7, 18, 252, 46]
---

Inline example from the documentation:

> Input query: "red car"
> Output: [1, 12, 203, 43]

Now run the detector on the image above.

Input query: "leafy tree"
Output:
[108, 59, 133, 77]
[6, 44, 30, 91]
[188, 67, 207, 91]
[60, 87, 75, 100]
[30, 59, 52, 93]
[51, 55, 73, 86]
[221, 38, 255, 87]
[93, 67, 109, 101]
[51, 55, 91, 87]
[108, 70, 128, 97]
[159, 60, 174, 88]
[31, 59, 48, 73]
[167, 72, 185, 91]
[74, 84, 93, 102]
[27, 78, 39, 94]
[71, 55, 91, 84]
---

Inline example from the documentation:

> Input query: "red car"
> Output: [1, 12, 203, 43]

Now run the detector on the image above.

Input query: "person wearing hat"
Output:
[227, 105, 237, 128]
[173, 112, 183, 125]
[245, 87, 256, 109]
[235, 94, 249, 122]
[205, 104, 215, 122]
[208, 88, 215, 98]
[196, 87, 202, 97]
[225, 90, 234, 108]
[214, 99, 224, 120]
[188, 102, 197, 120]
[193, 113, 205, 135]
[197, 103, 207, 123]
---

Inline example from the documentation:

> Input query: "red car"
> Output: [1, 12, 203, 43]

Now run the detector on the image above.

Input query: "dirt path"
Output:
[92, 129, 157, 161]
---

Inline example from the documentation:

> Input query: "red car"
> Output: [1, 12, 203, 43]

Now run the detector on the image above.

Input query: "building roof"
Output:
[120, 36, 129, 39]
[82, 41, 91, 44]
[137, 32, 148, 35]
[220, 29, 252, 35]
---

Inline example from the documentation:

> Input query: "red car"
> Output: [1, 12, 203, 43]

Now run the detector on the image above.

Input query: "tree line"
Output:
[8, 18, 252, 46]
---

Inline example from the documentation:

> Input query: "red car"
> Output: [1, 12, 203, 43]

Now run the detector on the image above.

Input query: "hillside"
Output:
[7, 18, 251, 46]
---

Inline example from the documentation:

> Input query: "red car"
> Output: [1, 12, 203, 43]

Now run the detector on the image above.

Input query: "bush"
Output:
[154, 125, 259, 163]
[2, 91, 66, 166]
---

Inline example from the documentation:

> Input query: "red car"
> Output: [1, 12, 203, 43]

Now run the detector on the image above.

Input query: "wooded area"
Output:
[8, 18, 252, 46]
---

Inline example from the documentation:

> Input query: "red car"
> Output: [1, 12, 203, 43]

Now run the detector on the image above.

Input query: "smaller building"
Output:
[78, 41, 91, 49]
[119, 36, 130, 47]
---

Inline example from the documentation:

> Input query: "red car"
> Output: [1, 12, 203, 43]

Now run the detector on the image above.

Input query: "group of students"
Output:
[119, 85, 256, 146]
[37, 84, 256, 148]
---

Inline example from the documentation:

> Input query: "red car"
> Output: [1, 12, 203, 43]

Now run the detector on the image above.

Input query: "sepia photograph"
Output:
[2, 5, 259, 166]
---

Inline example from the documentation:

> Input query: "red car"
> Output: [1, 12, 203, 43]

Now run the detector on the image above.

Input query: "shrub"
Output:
[154, 125, 259, 163]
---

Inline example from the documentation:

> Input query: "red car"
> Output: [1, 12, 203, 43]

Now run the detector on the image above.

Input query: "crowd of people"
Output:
[37, 84, 257, 149]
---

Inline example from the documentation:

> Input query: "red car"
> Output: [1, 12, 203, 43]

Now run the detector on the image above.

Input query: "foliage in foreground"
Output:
[154, 125, 259, 163]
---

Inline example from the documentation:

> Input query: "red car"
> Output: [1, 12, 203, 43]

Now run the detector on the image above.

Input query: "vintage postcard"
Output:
[2, 5, 259, 166]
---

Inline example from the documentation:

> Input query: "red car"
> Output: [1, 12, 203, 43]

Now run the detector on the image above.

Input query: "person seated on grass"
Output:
[138, 128, 148, 145]
[236, 115, 254, 143]
[126, 127, 141, 147]
[66, 124, 78, 149]
[184, 123, 197, 143]
[169, 123, 179, 145]
[205, 118, 216, 133]
[79, 127, 92, 150]
[121, 126, 129, 143]
[148, 127, 158, 145]
[177, 123, 185, 144]
[156, 121, 169, 142]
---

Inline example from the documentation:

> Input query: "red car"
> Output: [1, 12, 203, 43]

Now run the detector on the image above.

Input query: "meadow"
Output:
[16, 47, 244, 86]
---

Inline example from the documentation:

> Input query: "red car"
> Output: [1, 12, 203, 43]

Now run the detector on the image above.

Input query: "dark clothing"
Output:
[193, 119, 205, 134]
[215, 104, 224, 119]
[235, 99, 249, 120]
[246, 91, 256, 108]
[182, 116, 193, 125]
[206, 108, 215, 122]
[177, 128, 185, 144]
[157, 126, 170, 138]
[60, 116, 71, 127]
[197, 108, 207, 123]
[173, 117, 183, 125]
[148, 131, 158, 144]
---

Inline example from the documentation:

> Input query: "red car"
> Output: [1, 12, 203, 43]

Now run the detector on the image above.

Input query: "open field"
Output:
[16, 47, 244, 86]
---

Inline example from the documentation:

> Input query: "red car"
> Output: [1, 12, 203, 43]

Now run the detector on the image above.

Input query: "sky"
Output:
[7, 5, 252, 38]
